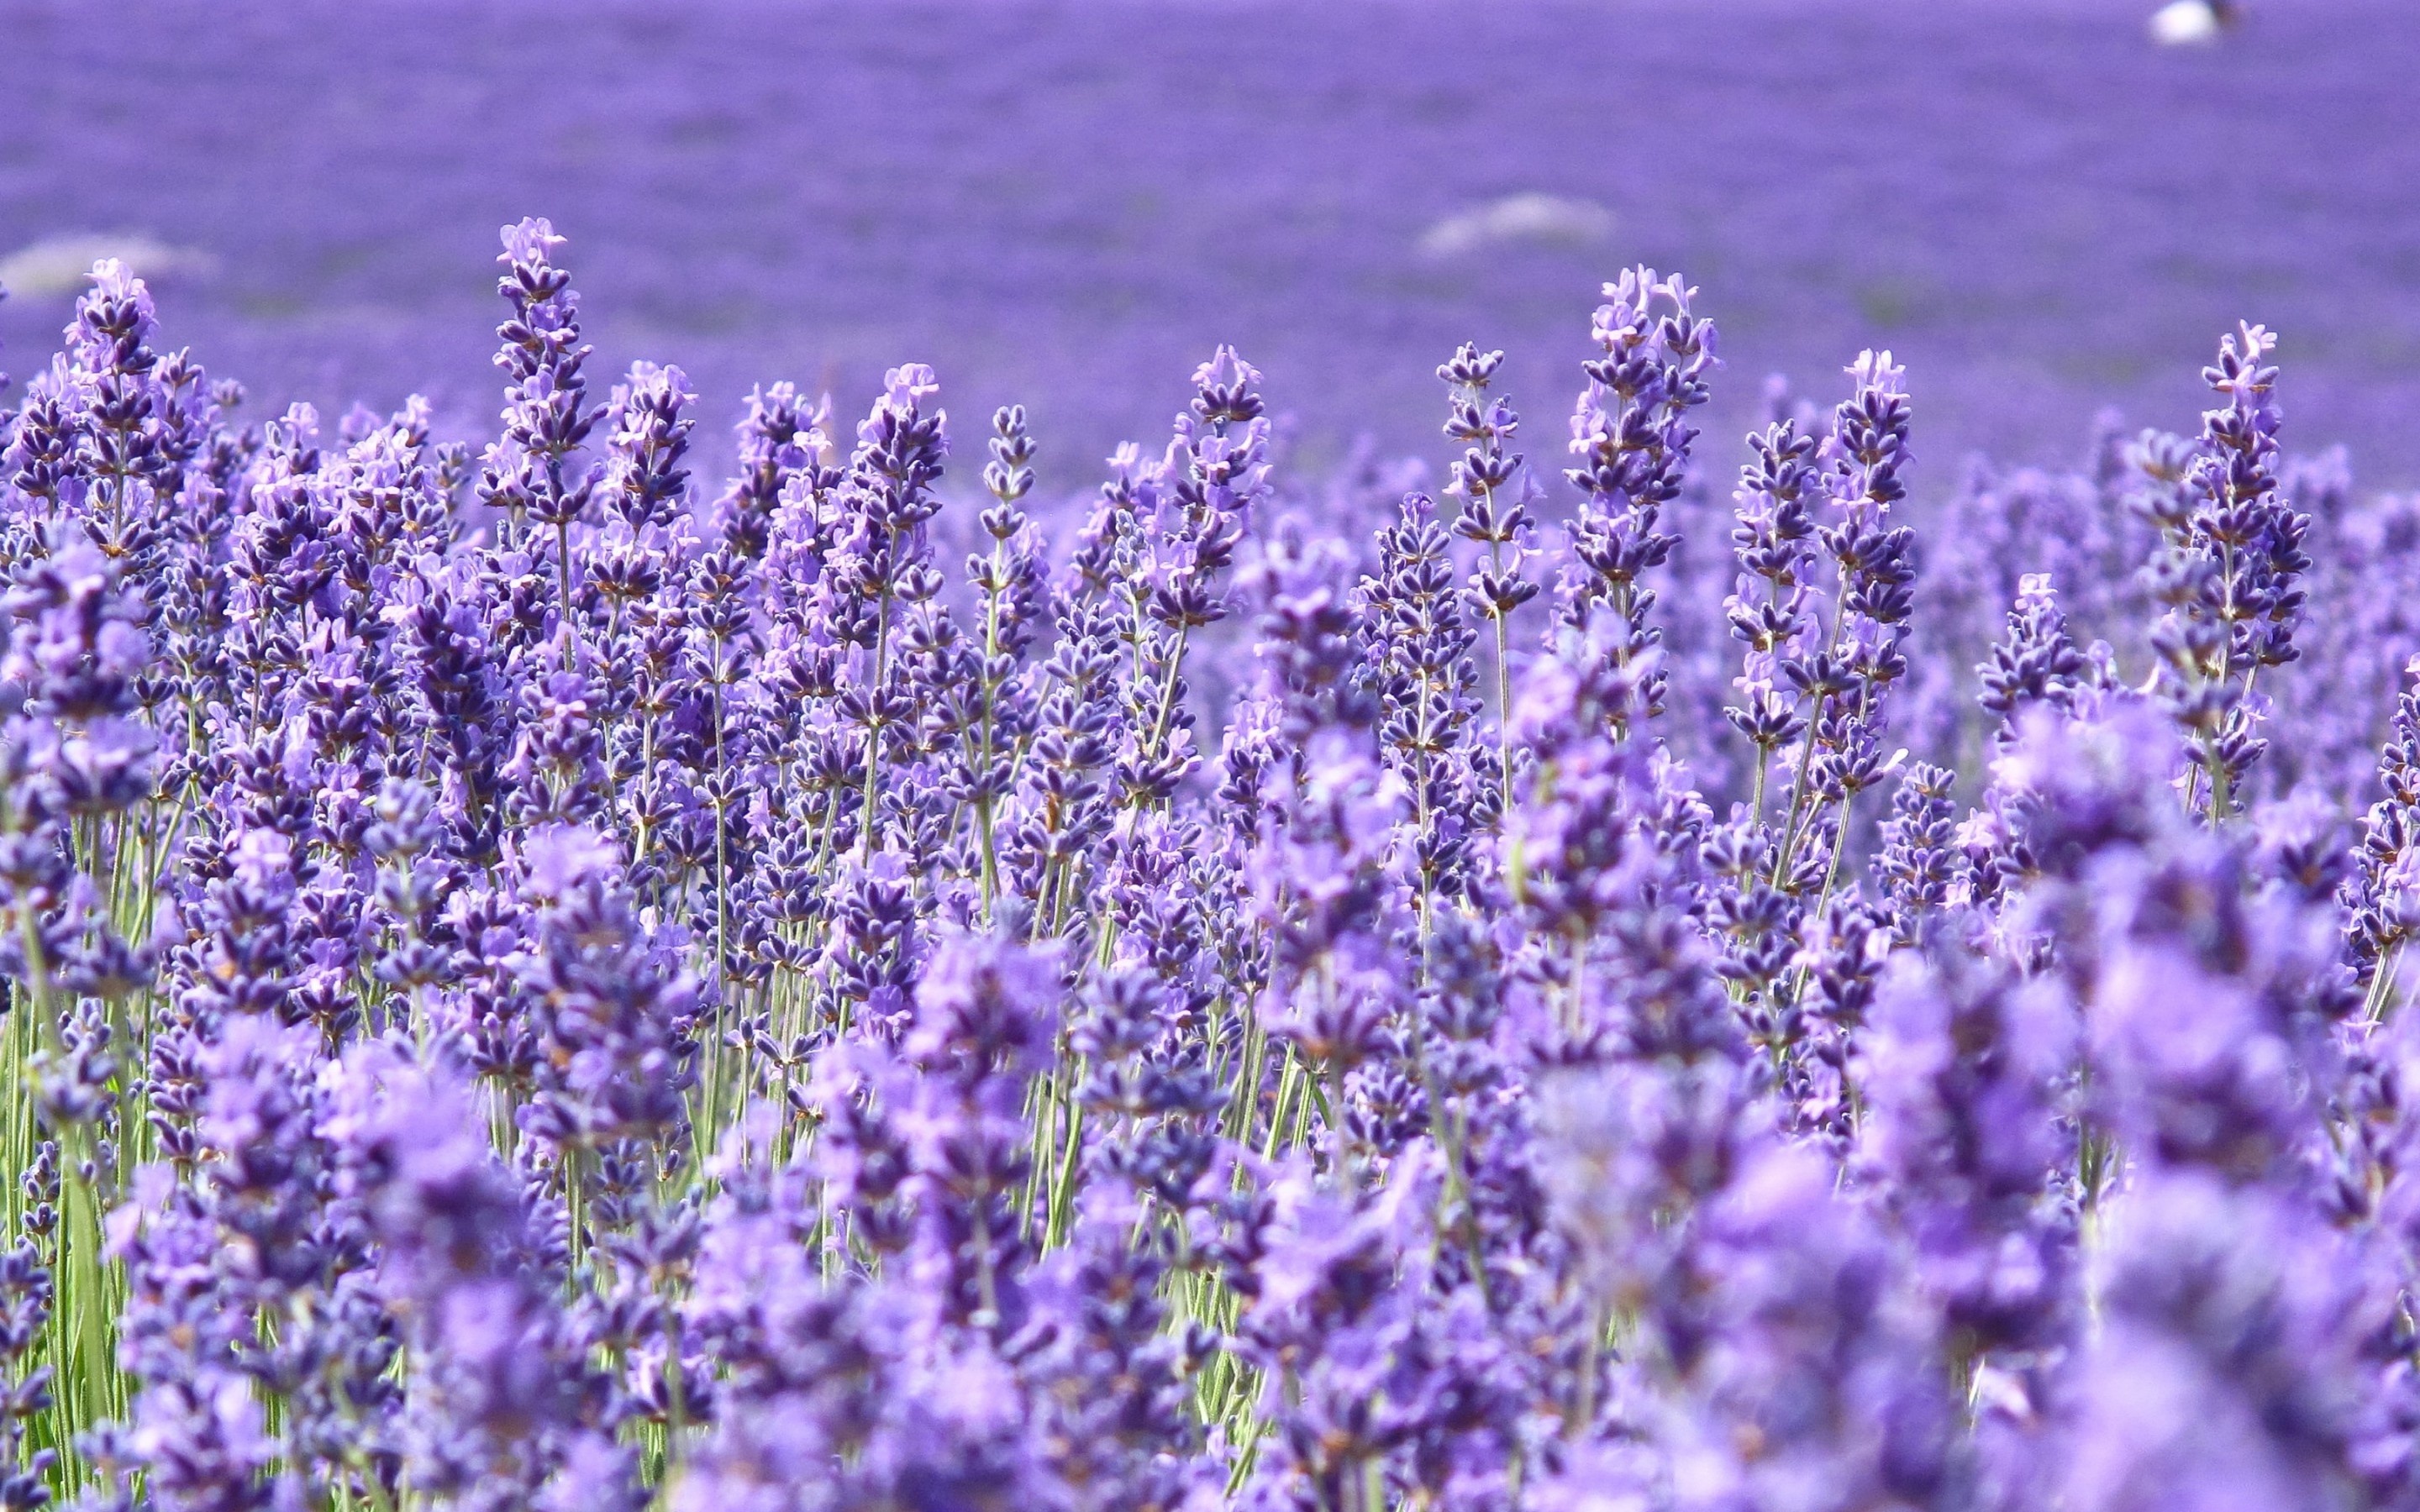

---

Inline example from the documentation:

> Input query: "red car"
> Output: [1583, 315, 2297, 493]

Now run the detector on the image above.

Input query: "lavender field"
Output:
[8, 3, 2420, 1512]
[6, 0, 2420, 482]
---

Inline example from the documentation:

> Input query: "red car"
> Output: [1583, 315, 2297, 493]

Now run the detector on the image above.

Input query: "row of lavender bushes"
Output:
[0, 218, 2417, 1512]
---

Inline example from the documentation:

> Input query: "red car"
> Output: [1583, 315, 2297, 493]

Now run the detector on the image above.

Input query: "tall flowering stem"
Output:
[1769, 352, 1917, 897]
[2349, 653, 2420, 1021]
[1439, 344, 1538, 824]
[484, 218, 599, 634]
[1722, 418, 1821, 824]
[1558, 266, 1717, 744]
[960, 407, 1048, 918]
[2134, 323, 2308, 820]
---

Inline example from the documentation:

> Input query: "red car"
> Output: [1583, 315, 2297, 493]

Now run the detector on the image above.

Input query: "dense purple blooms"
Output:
[0, 213, 2417, 1512]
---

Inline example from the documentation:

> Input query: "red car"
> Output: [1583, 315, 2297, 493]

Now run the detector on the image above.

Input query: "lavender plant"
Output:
[1, 221, 2417, 1512]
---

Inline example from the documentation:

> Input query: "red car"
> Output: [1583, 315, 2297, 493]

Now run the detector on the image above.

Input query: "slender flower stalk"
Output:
[2133, 323, 2307, 821]
[1439, 344, 1539, 825]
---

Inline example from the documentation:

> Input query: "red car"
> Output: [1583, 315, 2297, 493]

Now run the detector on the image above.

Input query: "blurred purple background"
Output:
[4, 0, 2417, 491]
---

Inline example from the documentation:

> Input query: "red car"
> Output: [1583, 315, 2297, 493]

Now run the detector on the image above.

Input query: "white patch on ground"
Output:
[2149, 0, 2224, 45]
[1417, 193, 1614, 260]
[0, 233, 216, 298]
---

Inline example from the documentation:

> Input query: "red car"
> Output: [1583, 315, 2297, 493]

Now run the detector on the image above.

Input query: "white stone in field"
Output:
[0, 233, 215, 298]
[1417, 194, 1614, 260]
[2149, 0, 2227, 45]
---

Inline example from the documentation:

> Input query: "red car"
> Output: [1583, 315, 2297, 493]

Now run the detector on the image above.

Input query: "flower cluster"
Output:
[0, 222, 2416, 1512]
